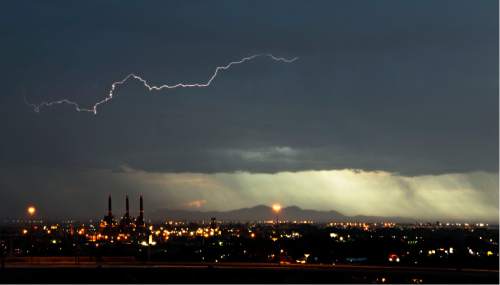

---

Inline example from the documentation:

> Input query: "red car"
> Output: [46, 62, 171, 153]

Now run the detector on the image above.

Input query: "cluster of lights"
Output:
[466, 247, 496, 257]
[329, 232, 350, 242]
[328, 222, 386, 229]
[137, 225, 225, 241]
[427, 247, 454, 256]
[263, 220, 314, 224]
[414, 222, 489, 228]
[280, 232, 301, 239]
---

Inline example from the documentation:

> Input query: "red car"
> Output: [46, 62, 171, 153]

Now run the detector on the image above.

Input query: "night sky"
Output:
[0, 1, 498, 221]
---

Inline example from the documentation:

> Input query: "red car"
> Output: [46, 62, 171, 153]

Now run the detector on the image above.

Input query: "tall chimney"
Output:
[140, 195, 144, 218]
[108, 195, 112, 217]
[125, 195, 130, 218]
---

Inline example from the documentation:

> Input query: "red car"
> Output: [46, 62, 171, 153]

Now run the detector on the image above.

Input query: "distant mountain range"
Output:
[150, 205, 415, 223]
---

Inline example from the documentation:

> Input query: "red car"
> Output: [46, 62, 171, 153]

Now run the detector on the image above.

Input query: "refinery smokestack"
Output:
[140, 195, 144, 218]
[108, 195, 112, 217]
[125, 195, 130, 218]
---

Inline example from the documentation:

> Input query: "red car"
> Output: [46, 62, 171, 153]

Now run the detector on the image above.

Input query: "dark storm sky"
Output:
[0, 1, 498, 220]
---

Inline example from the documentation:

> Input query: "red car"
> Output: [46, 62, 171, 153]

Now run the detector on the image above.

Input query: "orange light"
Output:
[27, 206, 36, 216]
[272, 204, 282, 213]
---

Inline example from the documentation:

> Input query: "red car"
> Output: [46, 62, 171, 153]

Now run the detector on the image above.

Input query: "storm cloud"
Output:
[0, 1, 497, 220]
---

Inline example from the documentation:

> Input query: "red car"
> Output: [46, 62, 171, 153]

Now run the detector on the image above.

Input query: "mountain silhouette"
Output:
[150, 205, 413, 223]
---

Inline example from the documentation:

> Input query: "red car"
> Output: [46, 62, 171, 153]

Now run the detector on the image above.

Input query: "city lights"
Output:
[2, 197, 497, 284]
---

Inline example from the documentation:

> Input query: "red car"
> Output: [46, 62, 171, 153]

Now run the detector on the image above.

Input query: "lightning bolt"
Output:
[25, 53, 298, 115]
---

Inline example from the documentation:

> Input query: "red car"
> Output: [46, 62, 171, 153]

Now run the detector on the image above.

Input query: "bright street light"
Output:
[272, 204, 282, 213]
[27, 206, 36, 216]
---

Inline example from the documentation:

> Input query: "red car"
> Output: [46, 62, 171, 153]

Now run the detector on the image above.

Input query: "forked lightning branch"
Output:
[25, 54, 298, 115]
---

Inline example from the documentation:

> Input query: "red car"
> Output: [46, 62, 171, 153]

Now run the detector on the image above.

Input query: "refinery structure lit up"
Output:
[95, 195, 149, 245]
[90, 195, 225, 248]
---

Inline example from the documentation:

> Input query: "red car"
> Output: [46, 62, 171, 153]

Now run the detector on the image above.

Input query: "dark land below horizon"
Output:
[1, 259, 499, 284]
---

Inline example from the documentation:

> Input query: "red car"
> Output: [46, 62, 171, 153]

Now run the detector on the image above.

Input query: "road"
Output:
[1, 257, 498, 283]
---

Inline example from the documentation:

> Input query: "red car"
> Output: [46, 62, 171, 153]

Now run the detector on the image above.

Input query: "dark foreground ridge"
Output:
[1, 259, 498, 284]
